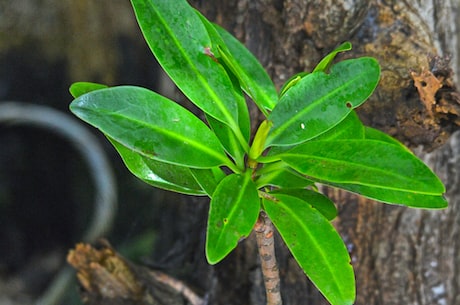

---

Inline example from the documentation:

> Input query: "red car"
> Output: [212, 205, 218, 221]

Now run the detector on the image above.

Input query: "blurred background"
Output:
[0, 1, 203, 304]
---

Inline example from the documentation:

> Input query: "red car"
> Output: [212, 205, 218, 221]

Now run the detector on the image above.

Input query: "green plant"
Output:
[68, 1, 447, 304]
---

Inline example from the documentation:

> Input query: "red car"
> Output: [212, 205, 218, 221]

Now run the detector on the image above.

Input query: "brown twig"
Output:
[254, 211, 283, 305]
[149, 270, 205, 305]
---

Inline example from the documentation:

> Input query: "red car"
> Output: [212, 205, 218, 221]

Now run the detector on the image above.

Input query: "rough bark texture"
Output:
[2, 0, 460, 305]
[254, 211, 283, 305]
[190, 1, 460, 304]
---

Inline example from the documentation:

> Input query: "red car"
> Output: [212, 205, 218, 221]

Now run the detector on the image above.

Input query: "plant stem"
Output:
[254, 211, 283, 305]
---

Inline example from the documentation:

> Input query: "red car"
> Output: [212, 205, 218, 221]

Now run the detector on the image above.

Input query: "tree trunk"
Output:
[189, 1, 460, 304]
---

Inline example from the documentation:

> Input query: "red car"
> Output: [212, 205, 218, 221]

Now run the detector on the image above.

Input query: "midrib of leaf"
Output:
[223, 129, 246, 168]
[207, 115, 246, 169]
[268, 69, 372, 144]
[217, 45, 272, 116]
[143, 172, 205, 194]
[101, 110, 234, 169]
[149, 4, 247, 150]
[214, 174, 252, 247]
[283, 154, 438, 195]
[274, 197, 349, 302]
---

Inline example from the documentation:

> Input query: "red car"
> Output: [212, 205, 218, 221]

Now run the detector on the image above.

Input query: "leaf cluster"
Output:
[69, 1, 447, 304]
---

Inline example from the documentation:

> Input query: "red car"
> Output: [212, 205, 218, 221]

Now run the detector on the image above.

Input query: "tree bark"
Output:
[190, 1, 460, 304]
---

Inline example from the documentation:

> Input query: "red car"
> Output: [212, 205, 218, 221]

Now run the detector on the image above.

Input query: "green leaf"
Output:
[204, 66, 250, 166]
[206, 172, 260, 264]
[207, 114, 246, 168]
[194, 9, 276, 115]
[263, 143, 295, 158]
[110, 138, 206, 195]
[190, 167, 226, 197]
[312, 111, 364, 141]
[327, 183, 447, 208]
[264, 194, 355, 305]
[256, 161, 314, 189]
[284, 41, 353, 98]
[270, 188, 338, 220]
[70, 86, 232, 169]
[213, 24, 278, 115]
[266, 57, 380, 147]
[281, 139, 446, 196]
[69, 82, 108, 98]
[249, 120, 273, 161]
[130, 0, 244, 140]
[313, 42, 352, 73]
[279, 40, 352, 97]
[364, 126, 408, 150]
[279, 72, 309, 97]
[257, 168, 314, 189]
[193, 10, 251, 156]
[260, 112, 364, 161]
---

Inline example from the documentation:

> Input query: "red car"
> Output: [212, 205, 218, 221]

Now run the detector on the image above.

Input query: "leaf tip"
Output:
[69, 81, 108, 99]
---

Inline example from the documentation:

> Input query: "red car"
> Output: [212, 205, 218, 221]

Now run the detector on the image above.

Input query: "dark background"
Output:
[0, 1, 202, 303]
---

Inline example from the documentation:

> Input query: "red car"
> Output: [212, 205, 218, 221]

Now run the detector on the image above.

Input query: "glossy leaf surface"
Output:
[203, 59, 250, 163]
[69, 82, 108, 98]
[195, 12, 251, 153]
[264, 112, 365, 160]
[190, 167, 226, 197]
[110, 138, 206, 195]
[214, 24, 278, 114]
[279, 72, 309, 97]
[130, 0, 243, 136]
[280, 42, 353, 97]
[207, 114, 246, 168]
[249, 120, 273, 161]
[270, 188, 337, 220]
[364, 126, 408, 149]
[266, 57, 380, 147]
[328, 183, 447, 208]
[264, 194, 355, 305]
[313, 42, 352, 73]
[206, 172, 260, 264]
[312, 111, 364, 141]
[281, 140, 445, 196]
[256, 162, 314, 189]
[70, 86, 230, 168]
[195, 10, 276, 116]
